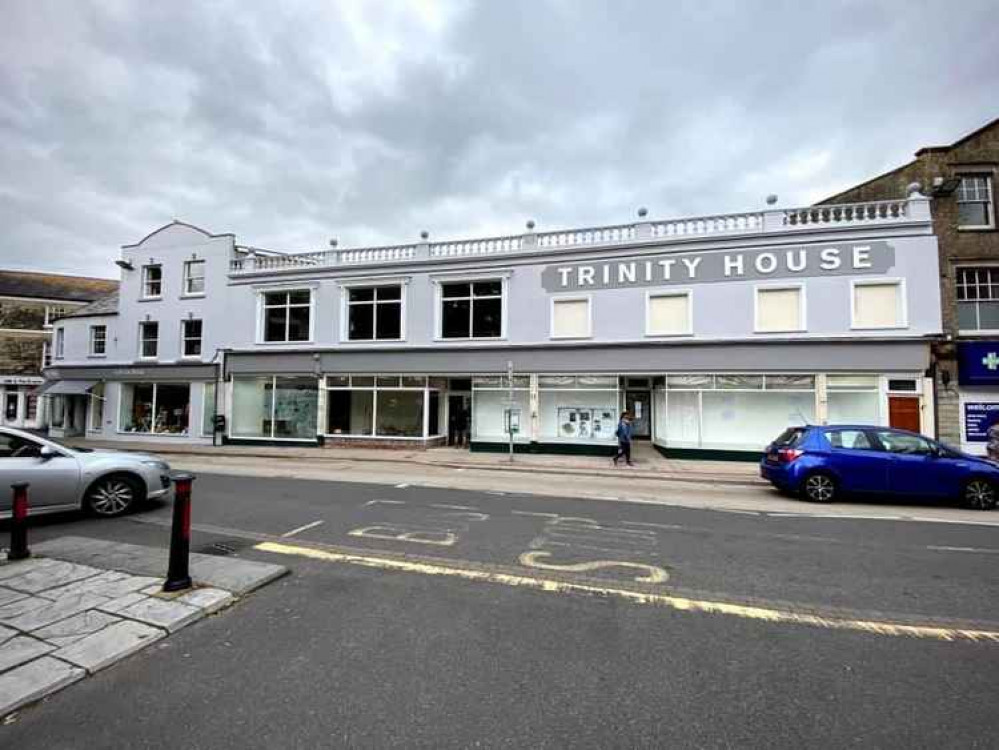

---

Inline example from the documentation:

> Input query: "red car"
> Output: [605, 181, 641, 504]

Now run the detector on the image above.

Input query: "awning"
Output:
[36, 380, 97, 397]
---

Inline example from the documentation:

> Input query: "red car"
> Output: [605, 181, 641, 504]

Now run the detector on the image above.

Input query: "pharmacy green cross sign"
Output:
[982, 352, 999, 371]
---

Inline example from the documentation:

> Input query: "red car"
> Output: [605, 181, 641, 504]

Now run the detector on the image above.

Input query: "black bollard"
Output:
[9, 482, 31, 561]
[162, 473, 195, 592]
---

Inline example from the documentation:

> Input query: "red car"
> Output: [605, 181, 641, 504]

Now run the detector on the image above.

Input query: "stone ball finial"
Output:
[420, 230, 429, 240]
[526, 219, 536, 230]
[766, 194, 779, 206]
[637, 206, 648, 218]
[906, 181, 923, 196]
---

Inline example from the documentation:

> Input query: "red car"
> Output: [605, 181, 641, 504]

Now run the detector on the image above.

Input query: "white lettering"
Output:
[644, 260, 653, 282]
[853, 245, 872, 269]
[786, 249, 807, 272]
[578, 266, 595, 286]
[754, 252, 777, 274]
[558, 267, 572, 287]
[658, 259, 676, 280]
[681, 257, 702, 278]
[820, 248, 841, 270]
[602, 265, 611, 285]
[618, 263, 636, 284]
[724, 254, 744, 277]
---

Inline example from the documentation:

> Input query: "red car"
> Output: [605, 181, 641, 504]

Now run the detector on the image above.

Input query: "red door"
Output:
[888, 396, 921, 433]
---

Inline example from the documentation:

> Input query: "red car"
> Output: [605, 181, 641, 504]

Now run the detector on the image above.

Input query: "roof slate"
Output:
[62, 291, 120, 318]
[0, 270, 118, 302]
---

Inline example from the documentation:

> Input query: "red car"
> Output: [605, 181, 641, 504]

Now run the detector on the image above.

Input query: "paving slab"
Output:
[53, 620, 165, 674]
[34, 611, 122, 649]
[0, 656, 85, 717]
[0, 635, 55, 673]
[116, 597, 204, 633]
[171, 587, 235, 615]
[39, 571, 161, 602]
[95, 592, 149, 615]
[0, 592, 109, 632]
[0, 558, 60, 582]
[0, 586, 28, 607]
[0, 561, 104, 595]
[32, 537, 289, 595]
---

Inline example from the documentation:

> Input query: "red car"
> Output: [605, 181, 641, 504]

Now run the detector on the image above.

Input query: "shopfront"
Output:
[0, 376, 43, 430]
[956, 341, 999, 455]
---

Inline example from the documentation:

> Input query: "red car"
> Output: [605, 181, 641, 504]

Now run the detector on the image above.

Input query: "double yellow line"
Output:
[255, 541, 999, 644]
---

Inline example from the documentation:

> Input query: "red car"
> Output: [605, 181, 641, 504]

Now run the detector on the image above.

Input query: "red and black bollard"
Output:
[9, 482, 31, 561]
[162, 473, 195, 592]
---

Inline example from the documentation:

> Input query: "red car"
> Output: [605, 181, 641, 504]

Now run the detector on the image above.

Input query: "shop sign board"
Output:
[957, 342, 999, 386]
[541, 241, 894, 292]
[963, 402, 999, 442]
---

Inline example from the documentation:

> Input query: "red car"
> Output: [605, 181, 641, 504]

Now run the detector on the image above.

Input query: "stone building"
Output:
[0, 270, 117, 429]
[819, 117, 998, 452]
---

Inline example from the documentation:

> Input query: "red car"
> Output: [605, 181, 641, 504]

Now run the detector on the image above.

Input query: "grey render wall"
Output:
[52, 218, 942, 370]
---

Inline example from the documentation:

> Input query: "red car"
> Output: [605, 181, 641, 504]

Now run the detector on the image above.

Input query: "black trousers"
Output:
[614, 441, 632, 464]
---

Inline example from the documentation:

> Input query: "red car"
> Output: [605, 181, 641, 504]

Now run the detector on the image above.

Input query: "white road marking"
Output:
[485, 490, 506, 496]
[395, 483, 410, 489]
[512, 510, 559, 518]
[540, 540, 661, 557]
[430, 503, 480, 511]
[927, 545, 999, 554]
[714, 509, 761, 516]
[364, 499, 406, 507]
[281, 520, 325, 538]
[622, 521, 684, 531]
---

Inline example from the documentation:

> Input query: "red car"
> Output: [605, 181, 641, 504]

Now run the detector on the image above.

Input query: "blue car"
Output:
[760, 425, 999, 510]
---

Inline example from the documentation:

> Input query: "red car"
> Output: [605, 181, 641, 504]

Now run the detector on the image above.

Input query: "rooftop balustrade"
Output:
[228, 195, 928, 274]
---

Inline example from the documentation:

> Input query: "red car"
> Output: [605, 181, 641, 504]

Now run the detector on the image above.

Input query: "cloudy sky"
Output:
[1, 1, 996, 278]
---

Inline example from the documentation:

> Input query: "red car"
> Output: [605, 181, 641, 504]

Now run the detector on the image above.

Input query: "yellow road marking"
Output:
[519, 551, 668, 583]
[254, 541, 999, 643]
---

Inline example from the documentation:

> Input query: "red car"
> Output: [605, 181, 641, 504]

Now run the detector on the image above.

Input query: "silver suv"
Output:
[0, 427, 172, 518]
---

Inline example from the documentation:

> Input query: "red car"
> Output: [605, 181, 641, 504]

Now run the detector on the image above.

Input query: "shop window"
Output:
[142, 265, 162, 298]
[327, 390, 374, 435]
[647, 292, 691, 336]
[202, 382, 216, 436]
[535, 375, 619, 443]
[956, 267, 999, 331]
[139, 321, 159, 358]
[375, 391, 424, 437]
[852, 281, 904, 329]
[827, 375, 880, 425]
[51, 396, 65, 427]
[90, 325, 107, 356]
[183, 260, 206, 295]
[182, 319, 203, 358]
[347, 286, 403, 341]
[551, 296, 591, 339]
[55, 328, 65, 359]
[440, 280, 503, 339]
[232, 376, 318, 439]
[262, 290, 312, 343]
[90, 383, 104, 431]
[26, 395, 37, 422]
[755, 286, 803, 333]
[956, 175, 994, 229]
[119, 383, 190, 434]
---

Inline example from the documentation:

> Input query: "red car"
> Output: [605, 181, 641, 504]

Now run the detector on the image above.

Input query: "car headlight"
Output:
[142, 459, 171, 472]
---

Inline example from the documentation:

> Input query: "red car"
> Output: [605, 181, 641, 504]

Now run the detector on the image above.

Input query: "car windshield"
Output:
[41, 434, 94, 453]
[772, 427, 806, 447]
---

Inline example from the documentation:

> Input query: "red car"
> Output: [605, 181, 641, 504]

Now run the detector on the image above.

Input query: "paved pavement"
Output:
[1, 473, 997, 747]
[0, 538, 286, 718]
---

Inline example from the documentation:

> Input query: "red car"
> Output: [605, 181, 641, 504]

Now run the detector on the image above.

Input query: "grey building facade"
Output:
[46, 193, 942, 458]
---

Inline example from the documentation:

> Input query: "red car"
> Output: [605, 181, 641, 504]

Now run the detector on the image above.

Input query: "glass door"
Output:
[4, 391, 20, 425]
[625, 391, 651, 438]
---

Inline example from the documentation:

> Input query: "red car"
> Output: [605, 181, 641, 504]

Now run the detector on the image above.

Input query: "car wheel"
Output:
[86, 474, 142, 517]
[801, 472, 837, 503]
[962, 478, 998, 511]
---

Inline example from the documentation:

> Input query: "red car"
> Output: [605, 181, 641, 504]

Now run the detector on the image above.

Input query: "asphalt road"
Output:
[4, 473, 999, 748]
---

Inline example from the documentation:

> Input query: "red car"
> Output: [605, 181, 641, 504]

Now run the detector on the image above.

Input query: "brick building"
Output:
[820, 117, 998, 451]
[0, 270, 117, 429]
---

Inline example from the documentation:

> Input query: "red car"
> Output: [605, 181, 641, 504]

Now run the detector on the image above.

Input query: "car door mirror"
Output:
[39, 445, 59, 461]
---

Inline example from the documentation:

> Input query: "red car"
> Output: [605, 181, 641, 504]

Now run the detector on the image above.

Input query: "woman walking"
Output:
[613, 411, 634, 467]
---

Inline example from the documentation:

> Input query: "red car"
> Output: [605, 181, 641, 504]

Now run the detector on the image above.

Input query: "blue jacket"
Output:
[616, 420, 632, 443]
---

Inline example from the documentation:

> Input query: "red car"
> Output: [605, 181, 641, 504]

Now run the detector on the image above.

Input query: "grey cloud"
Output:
[0, 0, 996, 276]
